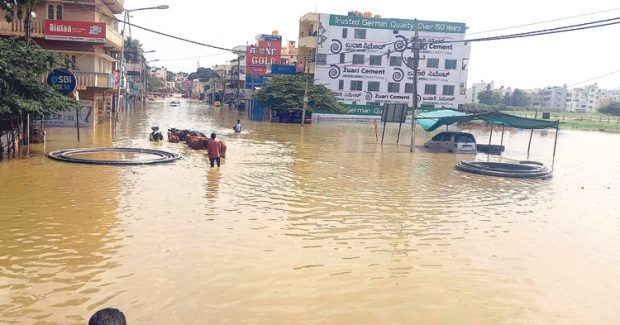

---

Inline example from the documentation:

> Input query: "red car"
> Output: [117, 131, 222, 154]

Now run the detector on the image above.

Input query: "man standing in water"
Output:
[207, 133, 224, 168]
[233, 120, 241, 133]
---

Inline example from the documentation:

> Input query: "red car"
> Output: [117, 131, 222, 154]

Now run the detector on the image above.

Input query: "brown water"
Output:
[1, 99, 620, 324]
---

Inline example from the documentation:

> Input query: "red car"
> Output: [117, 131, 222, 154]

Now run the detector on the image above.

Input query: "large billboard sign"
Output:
[315, 14, 470, 113]
[246, 40, 282, 76]
[45, 20, 106, 43]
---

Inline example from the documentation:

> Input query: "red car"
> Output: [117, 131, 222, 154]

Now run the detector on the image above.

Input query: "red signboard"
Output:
[246, 40, 281, 77]
[45, 20, 106, 43]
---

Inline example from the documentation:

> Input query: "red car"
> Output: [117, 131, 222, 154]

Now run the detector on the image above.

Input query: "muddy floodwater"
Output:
[1, 99, 620, 324]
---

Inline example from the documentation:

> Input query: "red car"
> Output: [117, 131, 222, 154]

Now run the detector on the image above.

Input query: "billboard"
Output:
[45, 100, 94, 128]
[45, 20, 106, 43]
[246, 40, 282, 77]
[315, 14, 470, 113]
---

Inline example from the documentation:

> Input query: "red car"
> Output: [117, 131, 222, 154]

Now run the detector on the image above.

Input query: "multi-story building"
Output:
[566, 83, 604, 112]
[151, 66, 167, 82]
[281, 40, 299, 65]
[298, 12, 470, 116]
[0, 0, 124, 125]
[465, 80, 494, 104]
[541, 85, 567, 111]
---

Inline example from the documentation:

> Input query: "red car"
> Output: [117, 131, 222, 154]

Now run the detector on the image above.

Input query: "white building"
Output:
[541, 85, 567, 111]
[298, 13, 470, 115]
[566, 83, 604, 112]
[465, 80, 494, 104]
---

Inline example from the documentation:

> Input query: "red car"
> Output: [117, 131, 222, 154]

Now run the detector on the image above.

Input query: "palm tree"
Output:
[124, 37, 145, 63]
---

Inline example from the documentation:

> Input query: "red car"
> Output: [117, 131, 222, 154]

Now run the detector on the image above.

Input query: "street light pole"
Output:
[301, 61, 310, 126]
[115, 5, 168, 118]
[410, 20, 421, 152]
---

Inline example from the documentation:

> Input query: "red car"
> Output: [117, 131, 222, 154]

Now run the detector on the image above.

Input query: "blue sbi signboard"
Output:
[47, 68, 77, 95]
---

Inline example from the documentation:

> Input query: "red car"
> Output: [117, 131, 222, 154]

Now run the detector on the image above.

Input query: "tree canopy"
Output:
[256, 75, 346, 113]
[187, 67, 218, 80]
[477, 90, 504, 106]
[0, 38, 78, 115]
[600, 102, 620, 116]
[1, 0, 37, 22]
[124, 37, 145, 64]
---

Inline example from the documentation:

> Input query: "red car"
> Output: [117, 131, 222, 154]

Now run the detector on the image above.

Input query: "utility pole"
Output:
[301, 61, 310, 126]
[236, 52, 241, 107]
[116, 11, 128, 116]
[410, 20, 421, 152]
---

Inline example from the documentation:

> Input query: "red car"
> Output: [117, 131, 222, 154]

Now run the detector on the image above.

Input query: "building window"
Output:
[389, 57, 402, 67]
[354, 29, 366, 39]
[48, 5, 54, 19]
[369, 55, 382, 66]
[443, 85, 455, 95]
[350, 80, 363, 91]
[405, 83, 414, 93]
[342, 28, 348, 38]
[388, 82, 400, 93]
[339, 53, 345, 64]
[338, 80, 344, 90]
[56, 5, 63, 20]
[352, 54, 364, 65]
[445, 59, 457, 70]
[316, 54, 327, 65]
[425, 84, 437, 95]
[427, 58, 439, 68]
[368, 81, 380, 92]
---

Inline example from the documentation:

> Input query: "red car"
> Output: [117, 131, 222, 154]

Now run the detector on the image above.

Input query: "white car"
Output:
[424, 131, 477, 153]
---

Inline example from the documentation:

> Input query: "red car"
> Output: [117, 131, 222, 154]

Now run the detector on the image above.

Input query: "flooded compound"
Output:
[1, 98, 620, 324]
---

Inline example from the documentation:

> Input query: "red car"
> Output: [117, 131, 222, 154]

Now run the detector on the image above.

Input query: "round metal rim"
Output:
[47, 147, 181, 165]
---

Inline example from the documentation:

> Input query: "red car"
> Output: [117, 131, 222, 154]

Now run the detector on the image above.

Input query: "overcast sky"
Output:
[125, 0, 620, 90]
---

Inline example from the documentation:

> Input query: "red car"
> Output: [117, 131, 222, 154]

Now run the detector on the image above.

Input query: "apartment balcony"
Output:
[74, 72, 112, 90]
[105, 25, 123, 49]
[102, 0, 125, 14]
[0, 19, 44, 38]
[298, 35, 317, 49]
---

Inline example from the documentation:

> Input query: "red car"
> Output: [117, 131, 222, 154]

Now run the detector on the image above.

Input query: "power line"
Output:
[468, 7, 620, 35]
[568, 69, 620, 87]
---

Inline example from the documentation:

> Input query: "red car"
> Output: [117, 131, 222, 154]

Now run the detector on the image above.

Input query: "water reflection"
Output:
[1, 98, 619, 323]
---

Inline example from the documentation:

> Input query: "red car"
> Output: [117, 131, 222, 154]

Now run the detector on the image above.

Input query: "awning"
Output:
[422, 111, 560, 131]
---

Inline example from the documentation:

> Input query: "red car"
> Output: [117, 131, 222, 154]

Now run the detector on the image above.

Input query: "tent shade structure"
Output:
[422, 111, 559, 132]
[417, 111, 560, 179]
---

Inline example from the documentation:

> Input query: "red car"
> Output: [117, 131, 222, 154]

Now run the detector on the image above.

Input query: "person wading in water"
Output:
[207, 133, 224, 168]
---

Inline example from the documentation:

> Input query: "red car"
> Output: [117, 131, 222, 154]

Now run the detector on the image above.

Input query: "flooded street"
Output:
[2, 99, 620, 324]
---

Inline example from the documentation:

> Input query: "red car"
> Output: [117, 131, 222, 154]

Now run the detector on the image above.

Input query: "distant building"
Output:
[281, 40, 299, 65]
[298, 12, 470, 115]
[540, 85, 567, 111]
[566, 83, 604, 112]
[465, 80, 494, 104]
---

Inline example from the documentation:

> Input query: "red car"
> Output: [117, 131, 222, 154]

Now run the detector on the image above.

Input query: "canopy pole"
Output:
[527, 129, 534, 157]
[500, 125, 505, 146]
[488, 126, 493, 146]
[552, 126, 559, 168]
[381, 118, 387, 145]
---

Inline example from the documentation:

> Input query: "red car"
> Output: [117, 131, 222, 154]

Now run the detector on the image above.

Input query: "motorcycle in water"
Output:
[149, 127, 164, 141]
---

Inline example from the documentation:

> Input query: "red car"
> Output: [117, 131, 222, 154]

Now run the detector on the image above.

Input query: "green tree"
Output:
[187, 67, 218, 80]
[124, 37, 144, 63]
[478, 90, 503, 105]
[256, 75, 346, 113]
[0, 38, 77, 116]
[166, 71, 175, 81]
[1, 0, 37, 22]
[147, 74, 163, 90]
[510, 89, 530, 107]
[503, 92, 512, 106]
[600, 102, 620, 116]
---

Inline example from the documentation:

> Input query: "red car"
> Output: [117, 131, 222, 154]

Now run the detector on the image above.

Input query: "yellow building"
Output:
[0, 0, 124, 124]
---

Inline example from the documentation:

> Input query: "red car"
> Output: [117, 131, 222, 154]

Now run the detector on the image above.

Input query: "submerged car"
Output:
[424, 131, 477, 153]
